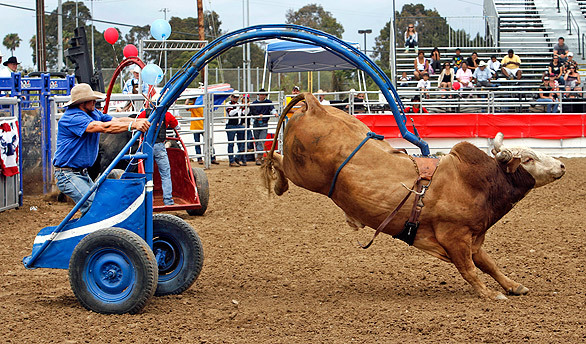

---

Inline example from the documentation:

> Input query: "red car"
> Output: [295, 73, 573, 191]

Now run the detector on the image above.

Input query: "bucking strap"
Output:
[328, 132, 384, 197]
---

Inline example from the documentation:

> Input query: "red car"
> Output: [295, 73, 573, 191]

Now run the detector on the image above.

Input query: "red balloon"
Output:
[104, 27, 119, 45]
[123, 44, 138, 58]
[452, 81, 461, 91]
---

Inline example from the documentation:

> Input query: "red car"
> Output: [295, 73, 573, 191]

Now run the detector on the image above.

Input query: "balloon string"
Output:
[112, 45, 119, 65]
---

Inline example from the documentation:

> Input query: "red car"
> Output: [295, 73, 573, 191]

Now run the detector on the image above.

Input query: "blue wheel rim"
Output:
[83, 248, 136, 302]
[153, 235, 183, 282]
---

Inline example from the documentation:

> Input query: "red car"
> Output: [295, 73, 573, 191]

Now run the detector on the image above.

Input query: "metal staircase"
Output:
[494, 0, 554, 51]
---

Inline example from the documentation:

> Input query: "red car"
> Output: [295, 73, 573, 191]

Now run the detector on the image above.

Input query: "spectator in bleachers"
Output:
[316, 89, 330, 105]
[466, 52, 480, 72]
[563, 65, 582, 98]
[438, 62, 454, 96]
[553, 37, 570, 63]
[451, 48, 464, 73]
[472, 61, 496, 88]
[404, 24, 418, 53]
[501, 49, 522, 80]
[413, 51, 430, 80]
[488, 55, 501, 78]
[537, 77, 559, 113]
[456, 62, 474, 89]
[548, 56, 565, 86]
[417, 73, 431, 99]
[399, 71, 411, 87]
[404, 95, 428, 113]
[564, 52, 578, 72]
[430, 47, 441, 75]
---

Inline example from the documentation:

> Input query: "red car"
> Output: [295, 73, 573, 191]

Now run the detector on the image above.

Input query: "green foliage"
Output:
[285, 4, 344, 38]
[3, 33, 22, 56]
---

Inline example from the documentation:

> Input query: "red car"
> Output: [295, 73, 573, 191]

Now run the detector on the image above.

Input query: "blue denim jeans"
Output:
[226, 124, 245, 163]
[536, 98, 559, 113]
[55, 170, 95, 215]
[253, 123, 268, 155]
[153, 142, 174, 205]
[193, 132, 216, 162]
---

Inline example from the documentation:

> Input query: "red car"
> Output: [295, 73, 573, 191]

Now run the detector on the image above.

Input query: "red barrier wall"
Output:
[356, 113, 586, 140]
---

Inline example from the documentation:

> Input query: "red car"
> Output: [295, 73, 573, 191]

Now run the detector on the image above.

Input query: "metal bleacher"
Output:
[394, 0, 585, 113]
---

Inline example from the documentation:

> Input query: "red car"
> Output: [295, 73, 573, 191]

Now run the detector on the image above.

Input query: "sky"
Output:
[0, 0, 483, 69]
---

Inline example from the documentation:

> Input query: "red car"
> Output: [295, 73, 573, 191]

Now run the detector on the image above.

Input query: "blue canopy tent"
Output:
[262, 40, 367, 94]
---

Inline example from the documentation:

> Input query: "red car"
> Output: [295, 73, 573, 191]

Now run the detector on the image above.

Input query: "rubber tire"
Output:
[186, 167, 209, 216]
[153, 214, 204, 296]
[69, 228, 158, 314]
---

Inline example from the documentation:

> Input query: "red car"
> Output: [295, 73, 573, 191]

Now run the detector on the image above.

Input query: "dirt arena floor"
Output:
[0, 156, 584, 343]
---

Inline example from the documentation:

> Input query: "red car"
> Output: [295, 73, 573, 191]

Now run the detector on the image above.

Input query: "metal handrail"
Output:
[556, 0, 582, 56]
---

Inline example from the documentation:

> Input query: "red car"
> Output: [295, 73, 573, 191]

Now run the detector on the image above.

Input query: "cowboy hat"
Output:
[63, 83, 105, 107]
[479, 60, 488, 67]
[3, 56, 19, 66]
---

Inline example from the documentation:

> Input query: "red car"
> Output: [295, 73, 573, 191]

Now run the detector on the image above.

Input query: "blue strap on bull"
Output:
[328, 131, 384, 198]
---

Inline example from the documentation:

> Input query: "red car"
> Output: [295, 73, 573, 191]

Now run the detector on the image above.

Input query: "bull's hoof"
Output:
[508, 285, 529, 296]
[495, 293, 508, 300]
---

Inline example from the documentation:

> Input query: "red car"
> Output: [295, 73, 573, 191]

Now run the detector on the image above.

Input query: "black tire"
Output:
[186, 167, 209, 216]
[69, 228, 158, 314]
[153, 214, 204, 296]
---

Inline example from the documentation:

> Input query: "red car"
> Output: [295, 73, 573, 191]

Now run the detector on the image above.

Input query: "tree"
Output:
[285, 4, 344, 38]
[3, 33, 22, 56]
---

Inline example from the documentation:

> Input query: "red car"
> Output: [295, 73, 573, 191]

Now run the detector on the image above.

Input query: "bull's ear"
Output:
[503, 157, 522, 173]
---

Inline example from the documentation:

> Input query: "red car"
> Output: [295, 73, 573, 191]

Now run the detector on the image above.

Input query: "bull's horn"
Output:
[492, 132, 504, 154]
[495, 149, 513, 163]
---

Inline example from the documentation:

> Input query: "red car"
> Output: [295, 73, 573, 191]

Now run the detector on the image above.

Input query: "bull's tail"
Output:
[260, 93, 306, 194]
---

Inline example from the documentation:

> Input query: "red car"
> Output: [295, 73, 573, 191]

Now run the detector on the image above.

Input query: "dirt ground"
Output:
[0, 156, 584, 344]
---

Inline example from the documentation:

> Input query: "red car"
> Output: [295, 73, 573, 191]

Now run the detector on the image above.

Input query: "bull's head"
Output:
[491, 132, 565, 187]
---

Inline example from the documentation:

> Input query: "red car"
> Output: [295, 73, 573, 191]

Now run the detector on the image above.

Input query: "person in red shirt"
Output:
[138, 105, 180, 205]
[404, 95, 428, 113]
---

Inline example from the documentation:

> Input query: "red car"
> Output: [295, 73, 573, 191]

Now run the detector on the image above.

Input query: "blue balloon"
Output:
[150, 19, 172, 40]
[141, 64, 164, 85]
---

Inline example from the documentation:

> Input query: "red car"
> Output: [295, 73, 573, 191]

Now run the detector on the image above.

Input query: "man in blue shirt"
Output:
[53, 83, 150, 215]
[250, 89, 277, 165]
[472, 61, 497, 88]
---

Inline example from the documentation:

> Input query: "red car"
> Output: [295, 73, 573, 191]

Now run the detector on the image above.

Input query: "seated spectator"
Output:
[404, 24, 418, 53]
[466, 52, 479, 72]
[564, 65, 582, 98]
[501, 49, 522, 80]
[472, 61, 497, 87]
[417, 73, 431, 99]
[437, 62, 454, 96]
[451, 48, 464, 73]
[456, 62, 474, 89]
[536, 77, 559, 113]
[399, 71, 411, 87]
[553, 37, 569, 63]
[549, 56, 565, 86]
[404, 95, 428, 113]
[488, 55, 500, 77]
[430, 47, 441, 75]
[564, 52, 578, 72]
[413, 51, 429, 80]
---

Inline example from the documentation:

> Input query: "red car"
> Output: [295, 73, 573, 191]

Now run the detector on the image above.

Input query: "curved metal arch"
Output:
[150, 24, 430, 155]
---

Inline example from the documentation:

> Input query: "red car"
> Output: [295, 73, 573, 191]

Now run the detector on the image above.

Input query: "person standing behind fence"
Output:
[53, 83, 150, 215]
[250, 89, 277, 166]
[225, 93, 246, 167]
[404, 24, 418, 53]
[0, 56, 20, 77]
[187, 98, 218, 165]
[122, 66, 148, 95]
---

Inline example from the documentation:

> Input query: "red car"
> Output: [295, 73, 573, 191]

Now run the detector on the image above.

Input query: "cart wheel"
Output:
[69, 228, 158, 314]
[186, 167, 209, 216]
[153, 214, 204, 296]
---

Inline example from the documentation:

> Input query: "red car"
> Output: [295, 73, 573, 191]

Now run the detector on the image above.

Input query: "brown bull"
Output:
[261, 93, 566, 300]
